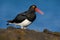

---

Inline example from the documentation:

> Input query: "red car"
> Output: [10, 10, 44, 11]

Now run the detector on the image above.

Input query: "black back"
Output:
[12, 10, 36, 23]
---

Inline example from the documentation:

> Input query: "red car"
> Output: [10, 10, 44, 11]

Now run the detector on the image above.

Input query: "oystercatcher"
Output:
[7, 5, 44, 29]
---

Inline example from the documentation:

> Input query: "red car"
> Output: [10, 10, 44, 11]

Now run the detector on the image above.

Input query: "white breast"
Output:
[15, 19, 31, 27]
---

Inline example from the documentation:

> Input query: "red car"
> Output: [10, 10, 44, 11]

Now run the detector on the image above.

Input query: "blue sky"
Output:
[0, 0, 60, 32]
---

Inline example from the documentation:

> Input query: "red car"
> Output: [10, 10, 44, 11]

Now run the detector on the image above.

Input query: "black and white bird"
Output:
[7, 5, 44, 29]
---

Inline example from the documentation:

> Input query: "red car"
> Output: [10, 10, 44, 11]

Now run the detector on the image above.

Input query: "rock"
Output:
[0, 27, 60, 40]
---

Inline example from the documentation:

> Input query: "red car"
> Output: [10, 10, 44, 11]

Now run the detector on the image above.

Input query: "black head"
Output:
[29, 5, 44, 15]
[29, 5, 37, 11]
[29, 5, 37, 9]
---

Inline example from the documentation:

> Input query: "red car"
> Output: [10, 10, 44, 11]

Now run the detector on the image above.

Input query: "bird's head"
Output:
[29, 5, 44, 15]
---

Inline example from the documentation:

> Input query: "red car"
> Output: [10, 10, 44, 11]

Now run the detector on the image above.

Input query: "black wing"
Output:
[12, 12, 27, 23]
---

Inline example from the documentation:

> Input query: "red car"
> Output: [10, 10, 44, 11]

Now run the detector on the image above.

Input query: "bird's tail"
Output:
[7, 20, 14, 25]
[7, 20, 13, 23]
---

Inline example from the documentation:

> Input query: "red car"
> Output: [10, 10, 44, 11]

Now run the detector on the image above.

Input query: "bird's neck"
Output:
[28, 9, 35, 14]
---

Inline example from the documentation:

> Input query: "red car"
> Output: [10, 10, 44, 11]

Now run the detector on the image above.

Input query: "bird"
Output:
[7, 5, 44, 29]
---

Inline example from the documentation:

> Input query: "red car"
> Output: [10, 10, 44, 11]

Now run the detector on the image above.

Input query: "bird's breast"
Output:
[26, 13, 36, 22]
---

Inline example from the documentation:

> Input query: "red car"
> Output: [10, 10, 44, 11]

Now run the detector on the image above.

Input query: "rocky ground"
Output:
[0, 26, 60, 40]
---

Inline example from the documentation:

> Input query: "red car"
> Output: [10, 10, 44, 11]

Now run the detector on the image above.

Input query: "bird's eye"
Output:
[32, 6, 35, 8]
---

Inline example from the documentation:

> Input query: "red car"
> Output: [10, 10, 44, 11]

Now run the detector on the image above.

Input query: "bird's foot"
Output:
[21, 26, 27, 29]
[23, 27, 27, 29]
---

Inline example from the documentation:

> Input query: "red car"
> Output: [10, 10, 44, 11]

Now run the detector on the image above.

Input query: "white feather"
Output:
[15, 19, 31, 27]
[9, 19, 31, 29]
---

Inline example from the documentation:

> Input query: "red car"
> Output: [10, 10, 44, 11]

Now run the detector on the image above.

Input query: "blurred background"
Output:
[0, 0, 60, 32]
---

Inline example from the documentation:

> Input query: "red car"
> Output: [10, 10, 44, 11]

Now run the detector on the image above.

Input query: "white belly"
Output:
[15, 19, 31, 27]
